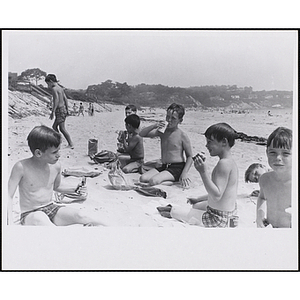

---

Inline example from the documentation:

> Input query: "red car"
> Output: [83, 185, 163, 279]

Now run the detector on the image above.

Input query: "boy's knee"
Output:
[122, 166, 130, 174]
[149, 177, 161, 186]
[139, 174, 149, 183]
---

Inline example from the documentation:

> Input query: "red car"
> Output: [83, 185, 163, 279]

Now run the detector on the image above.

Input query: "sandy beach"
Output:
[7, 102, 293, 228]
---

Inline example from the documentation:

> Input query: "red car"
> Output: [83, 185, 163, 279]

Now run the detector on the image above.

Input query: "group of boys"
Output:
[7, 74, 293, 228]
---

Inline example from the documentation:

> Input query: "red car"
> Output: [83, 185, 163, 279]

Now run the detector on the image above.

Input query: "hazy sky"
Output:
[5, 30, 297, 91]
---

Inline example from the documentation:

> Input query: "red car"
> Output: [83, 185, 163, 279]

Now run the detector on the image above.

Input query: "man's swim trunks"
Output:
[155, 162, 185, 181]
[20, 202, 65, 225]
[202, 205, 238, 228]
[55, 106, 68, 124]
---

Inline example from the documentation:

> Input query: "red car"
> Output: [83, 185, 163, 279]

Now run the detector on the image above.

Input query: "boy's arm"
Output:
[53, 164, 82, 194]
[256, 177, 267, 228]
[63, 91, 69, 115]
[123, 135, 138, 153]
[8, 162, 23, 225]
[139, 122, 162, 138]
[195, 158, 230, 201]
[179, 133, 193, 188]
[50, 90, 58, 120]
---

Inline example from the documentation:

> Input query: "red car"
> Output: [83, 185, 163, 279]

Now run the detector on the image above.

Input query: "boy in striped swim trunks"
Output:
[157, 123, 239, 228]
[7, 125, 108, 226]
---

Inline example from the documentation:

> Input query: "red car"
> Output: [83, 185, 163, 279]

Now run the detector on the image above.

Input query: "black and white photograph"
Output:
[2, 29, 298, 271]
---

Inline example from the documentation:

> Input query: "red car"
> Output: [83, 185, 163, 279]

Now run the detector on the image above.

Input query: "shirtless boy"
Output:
[45, 74, 73, 148]
[7, 125, 107, 226]
[119, 114, 144, 173]
[256, 127, 292, 228]
[139, 103, 193, 188]
[158, 123, 239, 228]
[117, 104, 137, 153]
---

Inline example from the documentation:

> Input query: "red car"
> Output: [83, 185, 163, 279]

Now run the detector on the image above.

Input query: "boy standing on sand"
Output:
[158, 123, 239, 228]
[256, 127, 292, 228]
[119, 114, 144, 173]
[139, 103, 193, 188]
[7, 125, 107, 226]
[45, 74, 74, 149]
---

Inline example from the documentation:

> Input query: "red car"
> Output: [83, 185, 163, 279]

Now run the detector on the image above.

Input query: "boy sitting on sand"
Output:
[256, 127, 292, 228]
[139, 103, 193, 188]
[158, 123, 239, 228]
[118, 114, 144, 173]
[117, 104, 137, 153]
[7, 125, 107, 226]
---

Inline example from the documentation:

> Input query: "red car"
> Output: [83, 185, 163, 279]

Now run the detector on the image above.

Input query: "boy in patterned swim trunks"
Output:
[158, 123, 239, 228]
[45, 74, 74, 149]
[139, 103, 193, 188]
[7, 125, 108, 226]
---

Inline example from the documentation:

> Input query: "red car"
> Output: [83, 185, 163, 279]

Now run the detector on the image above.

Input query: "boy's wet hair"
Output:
[27, 125, 61, 153]
[267, 127, 292, 149]
[45, 74, 58, 83]
[167, 103, 185, 120]
[205, 123, 237, 147]
[245, 163, 266, 183]
[125, 114, 140, 129]
[125, 104, 137, 112]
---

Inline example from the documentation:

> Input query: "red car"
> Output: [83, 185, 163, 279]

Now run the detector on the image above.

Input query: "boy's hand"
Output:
[179, 173, 191, 189]
[155, 121, 165, 130]
[75, 185, 87, 195]
[193, 152, 207, 173]
[187, 197, 201, 205]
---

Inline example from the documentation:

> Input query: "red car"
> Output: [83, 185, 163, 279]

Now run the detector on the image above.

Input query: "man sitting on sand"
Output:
[256, 127, 292, 228]
[139, 103, 193, 188]
[157, 123, 239, 228]
[7, 125, 107, 226]
[45, 74, 74, 149]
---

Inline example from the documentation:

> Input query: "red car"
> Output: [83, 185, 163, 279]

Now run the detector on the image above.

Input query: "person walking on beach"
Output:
[90, 103, 94, 116]
[72, 103, 77, 115]
[78, 102, 84, 116]
[45, 74, 74, 149]
[139, 103, 193, 188]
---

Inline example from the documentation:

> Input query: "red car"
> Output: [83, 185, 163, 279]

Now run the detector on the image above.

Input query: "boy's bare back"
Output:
[259, 171, 291, 228]
[209, 157, 238, 211]
[52, 85, 67, 108]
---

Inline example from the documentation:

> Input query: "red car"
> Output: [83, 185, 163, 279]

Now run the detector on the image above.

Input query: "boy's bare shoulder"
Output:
[217, 157, 236, 169]
[259, 171, 275, 186]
